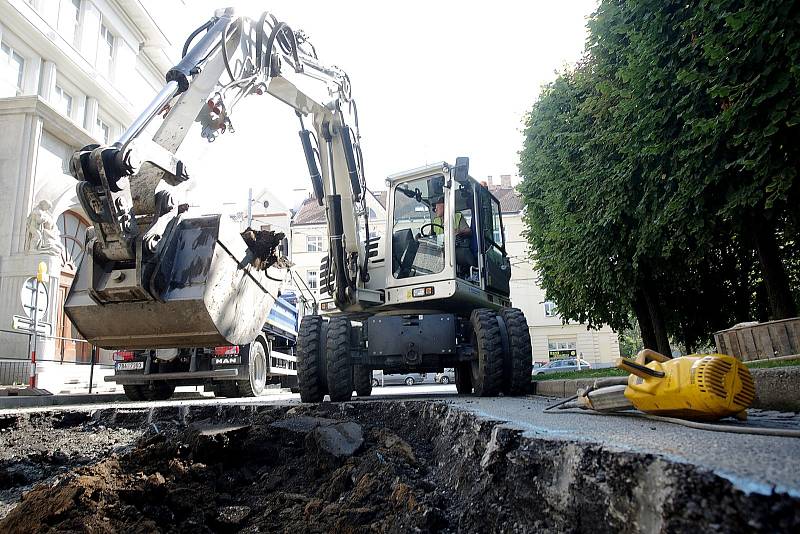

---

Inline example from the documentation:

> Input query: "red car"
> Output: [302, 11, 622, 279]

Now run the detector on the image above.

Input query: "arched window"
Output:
[57, 211, 88, 273]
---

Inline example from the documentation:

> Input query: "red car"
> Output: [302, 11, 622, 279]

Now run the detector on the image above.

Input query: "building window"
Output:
[0, 42, 25, 97]
[97, 23, 115, 78]
[96, 117, 111, 143]
[306, 270, 318, 290]
[54, 85, 73, 117]
[57, 211, 88, 272]
[543, 301, 558, 317]
[306, 235, 323, 252]
[60, 0, 82, 47]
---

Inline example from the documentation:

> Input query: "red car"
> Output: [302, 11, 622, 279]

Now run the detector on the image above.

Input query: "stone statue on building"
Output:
[26, 200, 62, 255]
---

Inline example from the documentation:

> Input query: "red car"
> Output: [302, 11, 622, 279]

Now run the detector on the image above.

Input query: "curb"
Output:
[0, 391, 206, 410]
[531, 366, 800, 412]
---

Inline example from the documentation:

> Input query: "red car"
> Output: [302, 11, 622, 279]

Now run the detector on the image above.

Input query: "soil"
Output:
[0, 401, 798, 533]
[240, 229, 285, 271]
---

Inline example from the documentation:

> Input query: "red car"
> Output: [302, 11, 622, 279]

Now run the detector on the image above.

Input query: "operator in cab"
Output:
[431, 195, 478, 281]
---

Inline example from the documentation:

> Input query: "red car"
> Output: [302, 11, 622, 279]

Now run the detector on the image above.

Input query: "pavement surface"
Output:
[1, 383, 798, 497]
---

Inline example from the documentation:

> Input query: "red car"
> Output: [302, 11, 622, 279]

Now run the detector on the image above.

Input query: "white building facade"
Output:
[0, 0, 180, 386]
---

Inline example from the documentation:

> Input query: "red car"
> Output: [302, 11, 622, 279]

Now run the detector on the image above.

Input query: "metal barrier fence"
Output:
[0, 328, 100, 389]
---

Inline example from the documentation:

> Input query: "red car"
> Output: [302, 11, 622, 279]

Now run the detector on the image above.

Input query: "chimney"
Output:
[500, 174, 512, 187]
[487, 175, 493, 186]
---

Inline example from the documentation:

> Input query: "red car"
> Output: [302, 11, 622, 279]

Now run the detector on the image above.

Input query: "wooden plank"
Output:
[727, 332, 743, 359]
[786, 320, 800, 355]
[767, 323, 793, 357]
[741, 328, 760, 361]
[716, 334, 728, 356]
[753, 325, 775, 359]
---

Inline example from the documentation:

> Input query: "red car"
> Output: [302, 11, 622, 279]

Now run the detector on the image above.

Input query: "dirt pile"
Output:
[0, 405, 453, 533]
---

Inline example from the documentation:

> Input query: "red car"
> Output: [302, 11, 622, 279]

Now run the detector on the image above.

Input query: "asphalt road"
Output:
[2, 383, 798, 496]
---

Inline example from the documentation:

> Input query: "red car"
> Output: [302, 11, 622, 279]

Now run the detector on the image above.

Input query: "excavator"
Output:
[65, 7, 532, 402]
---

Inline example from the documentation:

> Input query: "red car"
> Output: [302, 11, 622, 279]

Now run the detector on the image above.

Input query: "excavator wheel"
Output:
[326, 317, 354, 402]
[297, 315, 328, 402]
[454, 364, 473, 394]
[498, 308, 533, 396]
[469, 308, 504, 396]
[353, 365, 373, 397]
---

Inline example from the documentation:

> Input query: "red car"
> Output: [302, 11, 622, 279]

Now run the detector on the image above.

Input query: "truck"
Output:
[109, 288, 309, 401]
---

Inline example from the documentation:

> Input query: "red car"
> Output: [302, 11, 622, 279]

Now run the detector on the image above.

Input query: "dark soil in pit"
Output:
[0, 411, 141, 519]
[1, 401, 798, 533]
[0, 403, 456, 533]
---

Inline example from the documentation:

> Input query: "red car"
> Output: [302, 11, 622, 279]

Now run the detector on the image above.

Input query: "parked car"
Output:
[531, 359, 593, 376]
[372, 371, 429, 386]
[435, 368, 455, 384]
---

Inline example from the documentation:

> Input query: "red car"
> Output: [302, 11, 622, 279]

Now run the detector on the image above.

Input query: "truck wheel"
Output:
[455, 364, 473, 394]
[297, 315, 327, 402]
[499, 308, 533, 396]
[212, 382, 240, 398]
[238, 339, 268, 397]
[326, 317, 354, 402]
[353, 365, 373, 397]
[123, 385, 146, 401]
[143, 382, 175, 401]
[371, 377, 380, 387]
[470, 309, 504, 396]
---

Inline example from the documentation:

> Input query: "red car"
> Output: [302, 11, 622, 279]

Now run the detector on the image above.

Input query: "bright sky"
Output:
[157, 1, 596, 210]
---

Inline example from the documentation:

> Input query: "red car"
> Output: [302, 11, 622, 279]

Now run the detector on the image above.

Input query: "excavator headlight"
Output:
[412, 287, 435, 298]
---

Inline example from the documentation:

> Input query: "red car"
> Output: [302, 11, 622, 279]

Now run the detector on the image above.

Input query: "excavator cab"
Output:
[382, 161, 511, 313]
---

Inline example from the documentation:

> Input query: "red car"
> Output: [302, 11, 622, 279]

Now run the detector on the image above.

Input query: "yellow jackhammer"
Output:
[546, 349, 800, 438]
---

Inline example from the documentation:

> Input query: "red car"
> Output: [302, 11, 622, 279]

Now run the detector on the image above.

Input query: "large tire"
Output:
[455, 363, 472, 394]
[297, 315, 328, 402]
[142, 382, 175, 401]
[212, 382, 240, 398]
[123, 384, 146, 401]
[353, 365, 373, 397]
[470, 309, 504, 396]
[326, 317, 354, 402]
[238, 339, 268, 397]
[499, 308, 533, 396]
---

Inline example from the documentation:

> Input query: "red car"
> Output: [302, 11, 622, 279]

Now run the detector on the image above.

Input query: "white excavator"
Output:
[65, 7, 532, 402]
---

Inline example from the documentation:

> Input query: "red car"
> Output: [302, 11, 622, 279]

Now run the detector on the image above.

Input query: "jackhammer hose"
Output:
[543, 404, 800, 438]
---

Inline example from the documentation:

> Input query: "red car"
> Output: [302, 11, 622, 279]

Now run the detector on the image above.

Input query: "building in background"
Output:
[290, 191, 387, 301]
[0, 0, 181, 388]
[290, 176, 620, 367]
[494, 176, 620, 366]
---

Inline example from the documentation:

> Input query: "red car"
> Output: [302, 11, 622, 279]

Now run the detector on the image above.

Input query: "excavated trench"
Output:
[0, 401, 798, 533]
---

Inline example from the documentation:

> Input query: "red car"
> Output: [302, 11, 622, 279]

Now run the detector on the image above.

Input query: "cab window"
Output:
[391, 175, 446, 279]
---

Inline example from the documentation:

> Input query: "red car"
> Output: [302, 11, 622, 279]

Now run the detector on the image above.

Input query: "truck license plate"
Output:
[115, 361, 144, 371]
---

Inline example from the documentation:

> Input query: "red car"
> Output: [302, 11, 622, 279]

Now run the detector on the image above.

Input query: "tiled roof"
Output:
[292, 190, 388, 225]
[291, 187, 520, 226]
[489, 185, 524, 214]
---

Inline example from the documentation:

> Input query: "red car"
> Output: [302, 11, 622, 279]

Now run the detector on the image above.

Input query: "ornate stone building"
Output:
[0, 0, 180, 386]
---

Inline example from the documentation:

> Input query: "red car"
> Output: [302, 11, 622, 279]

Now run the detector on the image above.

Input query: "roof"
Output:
[290, 187, 520, 226]
[489, 186, 524, 214]
[292, 190, 388, 225]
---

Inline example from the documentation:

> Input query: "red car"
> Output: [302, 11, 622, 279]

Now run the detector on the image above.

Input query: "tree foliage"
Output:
[519, 0, 800, 352]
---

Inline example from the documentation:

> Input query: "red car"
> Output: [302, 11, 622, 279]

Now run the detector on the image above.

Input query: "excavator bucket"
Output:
[64, 214, 283, 350]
